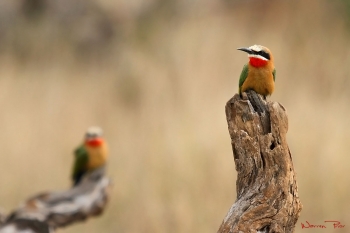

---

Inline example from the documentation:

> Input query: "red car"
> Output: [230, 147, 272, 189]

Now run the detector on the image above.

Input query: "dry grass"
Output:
[0, 0, 349, 232]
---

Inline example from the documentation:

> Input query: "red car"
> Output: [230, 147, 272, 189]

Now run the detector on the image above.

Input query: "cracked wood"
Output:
[218, 90, 302, 233]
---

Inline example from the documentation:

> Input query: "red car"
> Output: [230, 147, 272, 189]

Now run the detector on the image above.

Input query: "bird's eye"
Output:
[260, 51, 270, 60]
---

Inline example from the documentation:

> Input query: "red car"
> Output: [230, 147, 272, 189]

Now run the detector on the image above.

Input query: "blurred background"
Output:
[0, 0, 349, 232]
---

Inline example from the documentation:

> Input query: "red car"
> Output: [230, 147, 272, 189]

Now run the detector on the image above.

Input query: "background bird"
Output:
[0, 2, 349, 232]
[72, 127, 108, 186]
[237, 45, 276, 97]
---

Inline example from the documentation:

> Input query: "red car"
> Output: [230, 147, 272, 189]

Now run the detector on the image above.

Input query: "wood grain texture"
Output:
[218, 90, 302, 233]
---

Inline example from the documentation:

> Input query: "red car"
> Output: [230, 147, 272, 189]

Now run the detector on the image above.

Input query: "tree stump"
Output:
[217, 90, 302, 233]
[0, 166, 111, 233]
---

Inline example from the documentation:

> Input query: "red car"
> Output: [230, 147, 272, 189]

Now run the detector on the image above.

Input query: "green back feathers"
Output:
[272, 68, 276, 82]
[238, 64, 249, 94]
[72, 145, 88, 186]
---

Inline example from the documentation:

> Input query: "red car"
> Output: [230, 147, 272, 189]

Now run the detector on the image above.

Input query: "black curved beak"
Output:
[237, 47, 252, 54]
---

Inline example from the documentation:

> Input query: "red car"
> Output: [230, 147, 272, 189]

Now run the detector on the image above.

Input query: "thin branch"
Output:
[0, 166, 111, 233]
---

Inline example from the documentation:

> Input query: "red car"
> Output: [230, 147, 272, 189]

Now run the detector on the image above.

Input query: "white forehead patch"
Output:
[86, 126, 103, 136]
[249, 45, 263, 52]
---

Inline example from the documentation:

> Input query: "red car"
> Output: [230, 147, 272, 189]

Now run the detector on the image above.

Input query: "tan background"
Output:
[0, 0, 349, 232]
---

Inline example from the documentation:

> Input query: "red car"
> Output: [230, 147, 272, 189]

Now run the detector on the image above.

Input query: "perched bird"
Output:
[237, 45, 276, 97]
[72, 127, 108, 186]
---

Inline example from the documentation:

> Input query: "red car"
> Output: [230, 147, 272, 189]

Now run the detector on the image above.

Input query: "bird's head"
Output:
[85, 126, 104, 147]
[237, 45, 273, 68]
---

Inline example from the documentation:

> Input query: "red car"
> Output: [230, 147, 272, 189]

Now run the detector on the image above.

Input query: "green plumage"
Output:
[238, 64, 249, 94]
[72, 145, 88, 186]
[238, 64, 276, 94]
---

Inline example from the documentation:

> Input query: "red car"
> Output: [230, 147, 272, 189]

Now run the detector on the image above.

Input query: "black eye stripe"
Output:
[253, 50, 270, 60]
[86, 133, 99, 137]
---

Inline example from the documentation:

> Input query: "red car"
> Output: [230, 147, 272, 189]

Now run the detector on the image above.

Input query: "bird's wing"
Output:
[72, 145, 88, 186]
[272, 68, 276, 82]
[238, 64, 249, 94]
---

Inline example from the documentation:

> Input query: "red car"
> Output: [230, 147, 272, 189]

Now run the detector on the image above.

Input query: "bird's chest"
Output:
[243, 68, 274, 95]
[249, 68, 270, 82]
[86, 145, 108, 170]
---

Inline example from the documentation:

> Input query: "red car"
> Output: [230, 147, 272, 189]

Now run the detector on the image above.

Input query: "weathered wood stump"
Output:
[218, 90, 302, 233]
[0, 166, 111, 233]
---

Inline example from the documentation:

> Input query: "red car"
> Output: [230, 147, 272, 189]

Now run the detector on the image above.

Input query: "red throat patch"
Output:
[249, 57, 268, 67]
[86, 138, 103, 147]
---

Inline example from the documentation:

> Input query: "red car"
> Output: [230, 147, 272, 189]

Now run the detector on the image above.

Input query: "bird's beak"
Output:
[237, 47, 252, 54]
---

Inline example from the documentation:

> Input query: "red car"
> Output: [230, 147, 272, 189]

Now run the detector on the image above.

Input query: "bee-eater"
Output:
[237, 45, 276, 97]
[72, 127, 108, 186]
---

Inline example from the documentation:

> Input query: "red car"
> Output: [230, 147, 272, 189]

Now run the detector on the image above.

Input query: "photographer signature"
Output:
[301, 220, 345, 229]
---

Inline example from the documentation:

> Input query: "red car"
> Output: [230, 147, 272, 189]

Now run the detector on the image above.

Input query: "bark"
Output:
[218, 90, 302, 233]
[0, 166, 111, 233]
